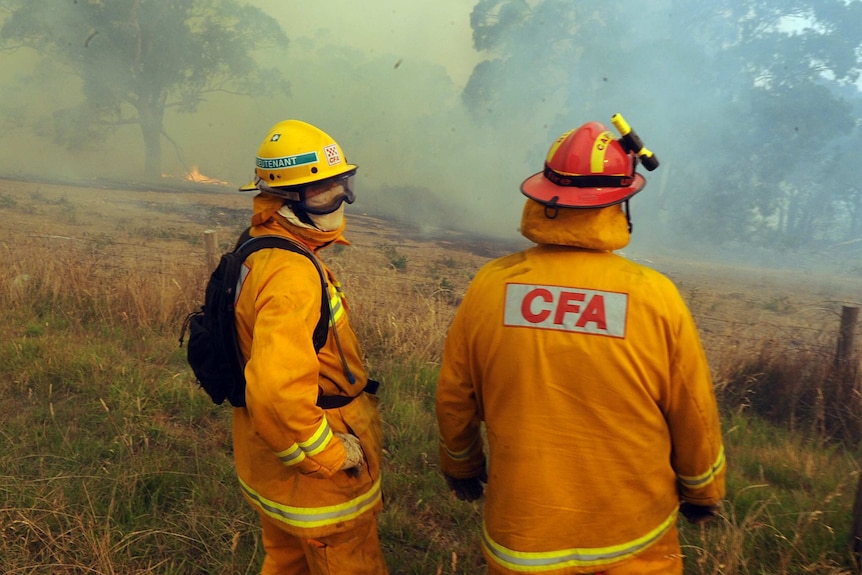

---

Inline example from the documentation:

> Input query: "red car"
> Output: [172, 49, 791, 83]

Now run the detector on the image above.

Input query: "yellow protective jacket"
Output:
[232, 194, 383, 539]
[436, 200, 725, 573]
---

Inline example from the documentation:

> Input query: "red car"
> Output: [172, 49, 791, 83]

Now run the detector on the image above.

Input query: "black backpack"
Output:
[180, 229, 329, 408]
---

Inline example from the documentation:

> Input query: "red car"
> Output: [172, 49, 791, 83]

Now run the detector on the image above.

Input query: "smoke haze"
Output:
[1, 1, 861, 272]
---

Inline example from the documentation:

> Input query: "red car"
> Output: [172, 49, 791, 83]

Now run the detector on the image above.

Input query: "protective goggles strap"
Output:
[543, 164, 634, 188]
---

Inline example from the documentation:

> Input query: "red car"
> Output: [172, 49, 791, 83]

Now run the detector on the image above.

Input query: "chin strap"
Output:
[543, 198, 632, 233]
[544, 197, 560, 220]
[623, 200, 632, 233]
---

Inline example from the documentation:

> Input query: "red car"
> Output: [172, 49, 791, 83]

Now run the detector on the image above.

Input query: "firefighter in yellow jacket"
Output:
[435, 118, 726, 575]
[233, 119, 388, 574]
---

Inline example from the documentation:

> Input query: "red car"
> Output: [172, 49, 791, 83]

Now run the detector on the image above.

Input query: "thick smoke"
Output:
[0, 0, 860, 270]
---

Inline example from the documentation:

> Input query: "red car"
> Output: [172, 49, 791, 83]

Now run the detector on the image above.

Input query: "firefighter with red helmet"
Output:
[233, 120, 388, 574]
[435, 117, 725, 574]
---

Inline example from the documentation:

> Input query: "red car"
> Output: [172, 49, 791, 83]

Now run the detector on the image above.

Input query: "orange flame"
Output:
[185, 165, 228, 185]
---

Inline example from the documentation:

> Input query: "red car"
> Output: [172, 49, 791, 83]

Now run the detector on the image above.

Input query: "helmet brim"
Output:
[520, 172, 645, 208]
[238, 180, 258, 192]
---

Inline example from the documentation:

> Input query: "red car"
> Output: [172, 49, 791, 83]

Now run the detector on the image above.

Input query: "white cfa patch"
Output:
[504, 283, 628, 338]
[323, 144, 341, 166]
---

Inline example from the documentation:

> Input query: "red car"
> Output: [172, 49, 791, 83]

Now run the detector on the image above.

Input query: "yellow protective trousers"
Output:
[258, 510, 389, 575]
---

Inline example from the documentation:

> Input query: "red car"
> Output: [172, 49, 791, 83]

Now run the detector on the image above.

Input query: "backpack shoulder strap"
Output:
[233, 226, 253, 250]
[233, 229, 330, 353]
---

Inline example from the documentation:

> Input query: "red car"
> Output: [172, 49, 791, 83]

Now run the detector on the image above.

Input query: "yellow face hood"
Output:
[251, 193, 286, 227]
[519, 198, 631, 251]
[251, 193, 349, 249]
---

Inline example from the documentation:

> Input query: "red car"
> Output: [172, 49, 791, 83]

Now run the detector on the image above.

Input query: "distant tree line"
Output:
[463, 0, 862, 250]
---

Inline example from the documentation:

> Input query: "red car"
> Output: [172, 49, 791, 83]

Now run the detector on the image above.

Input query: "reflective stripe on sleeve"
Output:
[275, 418, 334, 466]
[482, 508, 677, 572]
[239, 475, 383, 529]
[441, 435, 481, 462]
[299, 418, 334, 457]
[677, 444, 725, 489]
[275, 444, 306, 466]
[330, 289, 345, 323]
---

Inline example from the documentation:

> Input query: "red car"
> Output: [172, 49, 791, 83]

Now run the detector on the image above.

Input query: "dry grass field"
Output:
[3, 176, 862, 573]
[3, 175, 859, 375]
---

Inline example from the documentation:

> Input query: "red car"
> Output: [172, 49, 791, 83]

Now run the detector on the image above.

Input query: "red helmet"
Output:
[521, 121, 645, 208]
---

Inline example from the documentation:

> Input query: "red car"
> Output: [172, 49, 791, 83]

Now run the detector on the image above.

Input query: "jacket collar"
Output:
[251, 193, 349, 251]
[519, 198, 631, 251]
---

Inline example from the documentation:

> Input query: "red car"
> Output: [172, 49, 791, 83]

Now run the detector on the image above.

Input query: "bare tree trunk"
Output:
[138, 102, 164, 179]
[141, 119, 162, 179]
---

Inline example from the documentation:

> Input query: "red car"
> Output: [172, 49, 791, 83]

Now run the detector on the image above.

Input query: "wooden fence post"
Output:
[835, 306, 859, 374]
[853, 473, 862, 558]
[843, 305, 862, 561]
[204, 230, 219, 272]
[834, 306, 860, 425]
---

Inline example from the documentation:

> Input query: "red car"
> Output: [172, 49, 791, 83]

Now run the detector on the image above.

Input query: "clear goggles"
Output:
[256, 172, 356, 214]
[300, 173, 356, 214]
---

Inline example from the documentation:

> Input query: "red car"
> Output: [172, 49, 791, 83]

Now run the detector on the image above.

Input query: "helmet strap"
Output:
[623, 200, 632, 233]
[544, 197, 560, 220]
[541, 196, 631, 231]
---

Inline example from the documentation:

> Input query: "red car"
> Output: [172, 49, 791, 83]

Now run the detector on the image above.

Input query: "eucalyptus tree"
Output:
[715, 0, 862, 247]
[462, 0, 862, 248]
[0, 0, 288, 178]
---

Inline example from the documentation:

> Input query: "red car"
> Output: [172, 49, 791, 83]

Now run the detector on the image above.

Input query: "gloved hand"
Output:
[335, 433, 364, 477]
[445, 471, 487, 502]
[679, 502, 720, 525]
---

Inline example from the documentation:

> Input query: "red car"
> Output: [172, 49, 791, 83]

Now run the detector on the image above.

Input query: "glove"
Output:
[679, 502, 720, 525]
[445, 471, 487, 502]
[335, 433, 364, 477]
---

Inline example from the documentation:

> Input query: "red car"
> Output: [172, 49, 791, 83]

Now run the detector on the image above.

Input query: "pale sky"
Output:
[249, 1, 480, 88]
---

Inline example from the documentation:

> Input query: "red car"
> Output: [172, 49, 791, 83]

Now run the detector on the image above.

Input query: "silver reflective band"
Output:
[239, 476, 383, 529]
[482, 509, 677, 571]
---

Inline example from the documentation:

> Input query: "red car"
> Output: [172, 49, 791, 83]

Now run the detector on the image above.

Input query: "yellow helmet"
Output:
[239, 120, 357, 193]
